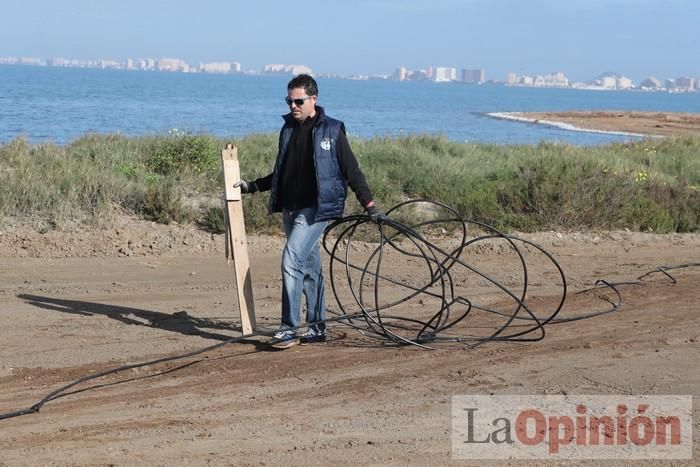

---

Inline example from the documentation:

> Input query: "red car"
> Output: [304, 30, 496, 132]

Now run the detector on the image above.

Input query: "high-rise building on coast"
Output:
[461, 68, 485, 83]
[433, 67, 457, 82]
[158, 58, 188, 72]
[394, 66, 408, 81]
[640, 77, 662, 90]
[535, 72, 569, 87]
[615, 76, 634, 89]
[506, 71, 569, 88]
[199, 62, 234, 73]
[263, 64, 312, 75]
[47, 57, 69, 67]
[673, 76, 696, 91]
[392, 65, 486, 83]
[20, 57, 42, 66]
[407, 69, 430, 80]
[98, 59, 121, 70]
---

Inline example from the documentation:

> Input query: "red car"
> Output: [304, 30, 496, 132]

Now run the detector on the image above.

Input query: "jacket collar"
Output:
[282, 105, 326, 126]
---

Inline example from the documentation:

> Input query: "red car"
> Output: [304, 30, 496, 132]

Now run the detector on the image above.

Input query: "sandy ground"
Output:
[0, 217, 698, 466]
[506, 111, 700, 138]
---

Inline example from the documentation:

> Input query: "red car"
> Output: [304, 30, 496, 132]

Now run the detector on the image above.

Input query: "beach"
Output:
[490, 110, 700, 138]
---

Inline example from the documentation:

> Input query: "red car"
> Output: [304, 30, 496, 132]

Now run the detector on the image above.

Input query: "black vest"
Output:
[268, 106, 348, 221]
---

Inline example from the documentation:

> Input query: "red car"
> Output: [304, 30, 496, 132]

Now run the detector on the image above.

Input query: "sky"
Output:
[1, 0, 698, 82]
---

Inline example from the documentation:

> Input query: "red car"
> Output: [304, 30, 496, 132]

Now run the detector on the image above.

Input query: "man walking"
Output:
[235, 74, 383, 349]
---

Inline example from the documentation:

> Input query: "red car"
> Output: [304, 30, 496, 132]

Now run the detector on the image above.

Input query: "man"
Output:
[235, 74, 383, 349]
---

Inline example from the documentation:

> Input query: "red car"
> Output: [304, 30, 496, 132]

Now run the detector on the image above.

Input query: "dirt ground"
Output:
[512, 110, 700, 137]
[0, 217, 698, 466]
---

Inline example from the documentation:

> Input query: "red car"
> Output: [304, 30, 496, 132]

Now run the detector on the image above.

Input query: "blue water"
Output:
[2, 65, 700, 145]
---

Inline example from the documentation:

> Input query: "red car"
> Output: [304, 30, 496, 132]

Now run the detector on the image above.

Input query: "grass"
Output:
[0, 132, 698, 233]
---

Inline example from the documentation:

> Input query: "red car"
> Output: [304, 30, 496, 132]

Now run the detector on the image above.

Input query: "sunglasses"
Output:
[285, 96, 312, 107]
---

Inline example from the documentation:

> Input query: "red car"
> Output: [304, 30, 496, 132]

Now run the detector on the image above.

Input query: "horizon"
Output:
[1, 0, 699, 83]
[1, 57, 694, 88]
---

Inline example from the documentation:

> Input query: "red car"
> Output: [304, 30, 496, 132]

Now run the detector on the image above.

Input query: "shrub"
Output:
[144, 133, 220, 176]
[137, 177, 196, 225]
[201, 205, 226, 233]
[2, 133, 699, 233]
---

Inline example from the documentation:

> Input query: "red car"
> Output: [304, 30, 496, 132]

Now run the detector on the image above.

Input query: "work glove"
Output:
[233, 180, 258, 194]
[365, 204, 386, 224]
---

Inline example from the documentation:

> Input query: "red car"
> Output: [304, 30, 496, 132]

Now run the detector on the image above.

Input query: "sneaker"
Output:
[299, 330, 327, 345]
[270, 330, 298, 349]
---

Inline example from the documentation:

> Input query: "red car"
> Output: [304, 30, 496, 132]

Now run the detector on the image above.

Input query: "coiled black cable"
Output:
[323, 199, 567, 348]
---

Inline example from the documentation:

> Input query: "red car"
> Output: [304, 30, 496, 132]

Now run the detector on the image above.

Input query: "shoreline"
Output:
[486, 112, 659, 139]
[486, 110, 700, 138]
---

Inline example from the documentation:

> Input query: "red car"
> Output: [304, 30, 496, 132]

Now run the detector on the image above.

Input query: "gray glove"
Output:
[366, 204, 386, 224]
[234, 180, 258, 194]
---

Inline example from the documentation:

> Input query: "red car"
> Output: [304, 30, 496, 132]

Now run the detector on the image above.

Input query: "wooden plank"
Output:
[220, 144, 256, 335]
[221, 144, 242, 201]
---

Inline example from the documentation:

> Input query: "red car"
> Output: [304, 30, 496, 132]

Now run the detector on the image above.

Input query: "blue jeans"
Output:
[280, 206, 328, 335]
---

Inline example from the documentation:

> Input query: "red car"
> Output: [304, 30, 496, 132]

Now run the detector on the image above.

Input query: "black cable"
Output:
[323, 199, 568, 347]
[0, 333, 252, 421]
[322, 200, 697, 344]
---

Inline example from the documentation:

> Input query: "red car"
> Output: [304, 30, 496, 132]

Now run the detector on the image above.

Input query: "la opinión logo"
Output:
[452, 395, 692, 459]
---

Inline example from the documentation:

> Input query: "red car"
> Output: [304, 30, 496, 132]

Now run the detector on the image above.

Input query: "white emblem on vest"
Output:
[320, 137, 332, 150]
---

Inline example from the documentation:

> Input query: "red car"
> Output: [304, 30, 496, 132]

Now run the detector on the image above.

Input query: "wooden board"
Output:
[221, 144, 256, 335]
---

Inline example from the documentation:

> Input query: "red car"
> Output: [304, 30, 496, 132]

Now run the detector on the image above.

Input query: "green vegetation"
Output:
[1, 132, 698, 233]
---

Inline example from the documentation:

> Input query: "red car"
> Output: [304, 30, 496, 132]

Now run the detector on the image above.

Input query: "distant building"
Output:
[615, 76, 633, 89]
[599, 76, 617, 89]
[533, 72, 569, 87]
[433, 66, 457, 82]
[19, 57, 43, 66]
[263, 63, 312, 75]
[263, 64, 285, 73]
[200, 62, 233, 73]
[47, 57, 69, 67]
[461, 68, 485, 83]
[675, 76, 695, 90]
[407, 69, 429, 81]
[639, 77, 661, 90]
[505, 71, 568, 88]
[394, 66, 408, 81]
[158, 58, 187, 72]
[99, 59, 121, 69]
[290, 64, 312, 75]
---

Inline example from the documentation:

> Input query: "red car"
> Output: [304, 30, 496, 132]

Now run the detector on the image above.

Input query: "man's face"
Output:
[287, 87, 317, 122]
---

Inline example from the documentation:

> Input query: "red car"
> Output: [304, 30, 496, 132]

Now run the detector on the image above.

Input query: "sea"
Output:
[2, 64, 700, 146]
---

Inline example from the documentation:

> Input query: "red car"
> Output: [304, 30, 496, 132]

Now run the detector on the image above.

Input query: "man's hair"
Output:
[287, 74, 318, 97]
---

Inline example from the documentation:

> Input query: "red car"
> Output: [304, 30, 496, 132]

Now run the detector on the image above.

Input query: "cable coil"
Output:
[323, 199, 567, 349]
